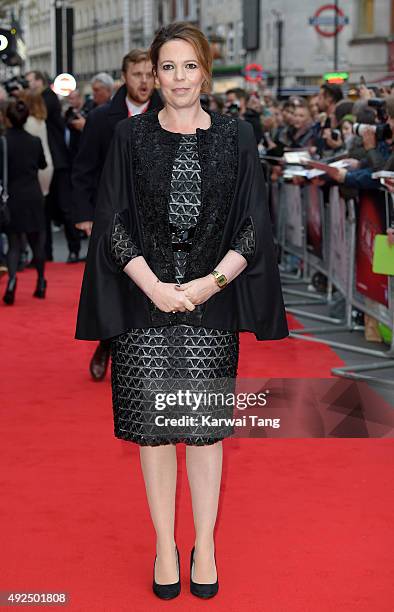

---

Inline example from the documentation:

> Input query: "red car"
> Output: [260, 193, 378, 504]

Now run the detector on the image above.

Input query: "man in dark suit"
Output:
[25, 70, 82, 263]
[72, 49, 163, 381]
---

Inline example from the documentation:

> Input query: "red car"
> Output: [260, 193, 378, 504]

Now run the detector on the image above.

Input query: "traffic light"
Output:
[0, 27, 22, 66]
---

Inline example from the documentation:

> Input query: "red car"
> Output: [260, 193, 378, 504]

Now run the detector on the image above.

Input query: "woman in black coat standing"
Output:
[76, 22, 288, 600]
[2, 99, 47, 305]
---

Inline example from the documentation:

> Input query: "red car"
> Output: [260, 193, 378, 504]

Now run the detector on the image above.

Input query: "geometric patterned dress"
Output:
[109, 133, 255, 446]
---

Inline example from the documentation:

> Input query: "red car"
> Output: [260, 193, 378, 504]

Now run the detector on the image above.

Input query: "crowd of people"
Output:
[1, 48, 394, 365]
[211, 81, 394, 247]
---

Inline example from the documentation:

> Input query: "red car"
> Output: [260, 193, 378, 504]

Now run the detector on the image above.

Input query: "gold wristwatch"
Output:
[211, 270, 228, 289]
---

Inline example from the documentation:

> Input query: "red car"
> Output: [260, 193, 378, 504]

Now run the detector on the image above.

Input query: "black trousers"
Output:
[6, 231, 46, 279]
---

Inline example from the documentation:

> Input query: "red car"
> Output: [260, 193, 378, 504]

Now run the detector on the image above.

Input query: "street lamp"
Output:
[334, 0, 339, 71]
[272, 10, 283, 100]
[92, 7, 98, 74]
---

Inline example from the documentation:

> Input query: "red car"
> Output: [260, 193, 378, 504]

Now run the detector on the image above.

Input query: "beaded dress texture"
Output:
[109, 134, 255, 446]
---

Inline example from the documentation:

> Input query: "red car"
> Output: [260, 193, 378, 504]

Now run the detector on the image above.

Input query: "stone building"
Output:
[8, 0, 200, 87]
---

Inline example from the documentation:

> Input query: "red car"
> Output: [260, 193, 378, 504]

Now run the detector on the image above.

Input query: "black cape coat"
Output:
[74, 108, 289, 342]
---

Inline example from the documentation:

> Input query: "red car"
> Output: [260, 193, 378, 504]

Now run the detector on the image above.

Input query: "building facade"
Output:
[200, 0, 243, 65]
[4, 0, 394, 91]
[248, 0, 394, 86]
[8, 0, 200, 88]
[348, 0, 394, 82]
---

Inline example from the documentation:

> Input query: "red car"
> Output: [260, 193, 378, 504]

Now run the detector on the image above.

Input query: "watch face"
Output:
[217, 274, 227, 287]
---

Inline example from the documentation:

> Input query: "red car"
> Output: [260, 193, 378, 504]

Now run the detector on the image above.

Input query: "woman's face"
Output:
[155, 38, 205, 109]
[293, 107, 311, 130]
[309, 96, 319, 118]
[273, 106, 283, 126]
[341, 120, 353, 141]
[282, 107, 295, 126]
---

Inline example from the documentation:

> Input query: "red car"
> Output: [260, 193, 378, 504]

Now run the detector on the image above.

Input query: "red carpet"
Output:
[1, 264, 393, 611]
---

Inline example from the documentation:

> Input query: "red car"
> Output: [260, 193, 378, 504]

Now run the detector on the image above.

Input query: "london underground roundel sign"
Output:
[244, 63, 263, 83]
[309, 4, 349, 38]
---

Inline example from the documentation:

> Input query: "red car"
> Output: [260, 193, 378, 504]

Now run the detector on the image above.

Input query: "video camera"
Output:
[352, 122, 392, 141]
[352, 98, 392, 141]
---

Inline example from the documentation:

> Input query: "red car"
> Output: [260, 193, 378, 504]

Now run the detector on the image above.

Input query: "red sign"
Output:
[309, 4, 349, 38]
[244, 63, 263, 83]
[355, 191, 388, 307]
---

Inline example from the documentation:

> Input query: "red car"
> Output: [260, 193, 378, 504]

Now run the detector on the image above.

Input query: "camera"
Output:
[367, 98, 387, 122]
[224, 101, 240, 118]
[352, 122, 392, 141]
[3, 76, 29, 96]
[64, 105, 88, 128]
[330, 128, 341, 141]
[322, 116, 341, 141]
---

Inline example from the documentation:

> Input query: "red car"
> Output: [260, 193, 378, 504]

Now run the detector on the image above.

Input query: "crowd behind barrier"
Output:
[0, 62, 394, 387]
[269, 175, 394, 385]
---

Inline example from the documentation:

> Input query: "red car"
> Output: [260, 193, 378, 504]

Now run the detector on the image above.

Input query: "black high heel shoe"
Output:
[152, 543, 181, 600]
[190, 545, 219, 598]
[3, 276, 17, 305]
[33, 277, 47, 299]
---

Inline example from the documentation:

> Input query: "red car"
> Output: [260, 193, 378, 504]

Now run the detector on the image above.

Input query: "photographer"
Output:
[359, 97, 394, 172]
[225, 88, 246, 117]
[323, 97, 394, 189]
[64, 89, 96, 163]
[224, 88, 263, 143]
[316, 83, 344, 157]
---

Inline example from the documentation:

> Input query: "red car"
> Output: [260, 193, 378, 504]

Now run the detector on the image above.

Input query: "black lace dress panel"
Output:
[109, 134, 255, 446]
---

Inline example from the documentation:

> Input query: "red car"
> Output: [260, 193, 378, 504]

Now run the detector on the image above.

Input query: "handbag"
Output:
[0, 134, 10, 229]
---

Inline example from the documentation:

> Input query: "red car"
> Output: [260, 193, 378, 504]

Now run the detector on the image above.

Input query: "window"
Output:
[358, 0, 374, 35]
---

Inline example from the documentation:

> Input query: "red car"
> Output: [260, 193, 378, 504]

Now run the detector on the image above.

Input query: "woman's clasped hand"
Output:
[150, 274, 220, 313]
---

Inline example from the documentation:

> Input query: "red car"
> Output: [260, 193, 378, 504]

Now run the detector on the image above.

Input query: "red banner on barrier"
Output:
[355, 190, 388, 307]
[306, 184, 323, 259]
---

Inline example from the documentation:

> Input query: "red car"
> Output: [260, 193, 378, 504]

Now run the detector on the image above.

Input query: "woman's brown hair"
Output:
[149, 22, 213, 94]
[19, 89, 47, 121]
[6, 99, 29, 128]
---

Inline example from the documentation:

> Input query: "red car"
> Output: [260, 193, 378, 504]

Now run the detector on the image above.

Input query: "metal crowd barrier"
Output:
[270, 176, 394, 387]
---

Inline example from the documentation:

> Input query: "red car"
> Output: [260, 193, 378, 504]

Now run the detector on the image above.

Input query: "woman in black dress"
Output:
[75, 22, 288, 599]
[2, 99, 47, 305]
